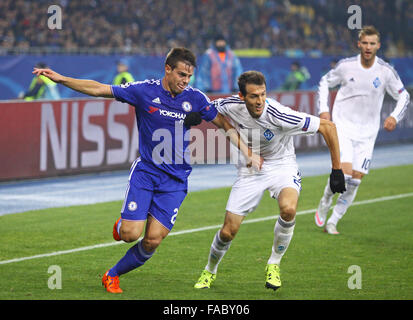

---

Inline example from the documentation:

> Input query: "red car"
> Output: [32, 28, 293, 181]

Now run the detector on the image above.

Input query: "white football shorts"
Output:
[226, 165, 302, 216]
[338, 130, 376, 174]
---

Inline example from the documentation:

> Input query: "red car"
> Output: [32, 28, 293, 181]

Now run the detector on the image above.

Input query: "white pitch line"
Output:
[1, 192, 412, 265]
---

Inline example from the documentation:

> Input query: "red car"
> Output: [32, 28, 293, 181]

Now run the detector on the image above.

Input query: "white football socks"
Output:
[267, 216, 295, 265]
[322, 177, 335, 203]
[205, 230, 232, 274]
[322, 174, 352, 204]
[117, 218, 122, 235]
[327, 178, 361, 226]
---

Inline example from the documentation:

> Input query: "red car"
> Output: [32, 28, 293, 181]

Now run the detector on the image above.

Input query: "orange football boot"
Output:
[102, 270, 123, 293]
[113, 217, 121, 241]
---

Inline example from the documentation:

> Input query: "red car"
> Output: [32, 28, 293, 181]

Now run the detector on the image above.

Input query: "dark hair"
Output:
[165, 47, 197, 69]
[35, 62, 48, 68]
[238, 71, 266, 95]
[214, 34, 226, 42]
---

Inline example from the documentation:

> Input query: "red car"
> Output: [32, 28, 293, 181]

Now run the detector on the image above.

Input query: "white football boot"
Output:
[314, 197, 332, 227]
[324, 223, 340, 235]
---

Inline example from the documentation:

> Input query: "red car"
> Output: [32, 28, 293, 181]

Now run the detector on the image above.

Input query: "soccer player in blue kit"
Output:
[33, 48, 262, 293]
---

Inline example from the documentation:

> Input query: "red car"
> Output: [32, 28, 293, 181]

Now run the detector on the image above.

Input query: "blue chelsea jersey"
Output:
[111, 79, 217, 181]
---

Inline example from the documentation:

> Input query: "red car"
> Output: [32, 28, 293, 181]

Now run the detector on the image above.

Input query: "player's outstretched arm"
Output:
[211, 113, 263, 171]
[32, 68, 113, 98]
[318, 118, 346, 193]
[318, 119, 341, 169]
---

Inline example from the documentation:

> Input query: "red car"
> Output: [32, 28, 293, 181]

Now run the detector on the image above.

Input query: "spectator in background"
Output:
[1, 0, 412, 57]
[113, 59, 135, 85]
[22, 62, 60, 100]
[281, 61, 311, 91]
[196, 34, 243, 93]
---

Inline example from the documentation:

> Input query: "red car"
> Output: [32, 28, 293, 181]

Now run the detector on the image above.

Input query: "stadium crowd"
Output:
[0, 0, 412, 57]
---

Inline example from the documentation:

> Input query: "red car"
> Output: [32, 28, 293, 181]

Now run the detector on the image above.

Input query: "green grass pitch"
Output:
[0, 164, 412, 300]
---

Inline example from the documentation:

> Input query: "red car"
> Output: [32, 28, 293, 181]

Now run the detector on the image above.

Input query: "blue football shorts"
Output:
[121, 159, 188, 231]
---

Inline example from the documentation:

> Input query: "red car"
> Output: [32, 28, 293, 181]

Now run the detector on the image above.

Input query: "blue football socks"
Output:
[108, 240, 154, 277]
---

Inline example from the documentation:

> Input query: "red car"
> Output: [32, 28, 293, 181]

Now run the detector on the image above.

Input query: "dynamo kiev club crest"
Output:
[182, 101, 192, 112]
[373, 77, 381, 88]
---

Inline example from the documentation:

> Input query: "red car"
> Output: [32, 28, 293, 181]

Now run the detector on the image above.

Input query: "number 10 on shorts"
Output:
[361, 158, 371, 171]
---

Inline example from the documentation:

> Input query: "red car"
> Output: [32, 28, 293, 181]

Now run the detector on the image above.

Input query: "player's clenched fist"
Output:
[246, 152, 264, 171]
[329, 169, 346, 193]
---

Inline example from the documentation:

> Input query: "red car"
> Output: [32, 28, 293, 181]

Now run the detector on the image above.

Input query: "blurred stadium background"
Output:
[0, 0, 412, 184]
[1, 0, 413, 98]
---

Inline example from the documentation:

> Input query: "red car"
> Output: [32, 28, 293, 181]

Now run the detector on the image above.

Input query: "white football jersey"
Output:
[214, 96, 320, 174]
[318, 54, 410, 141]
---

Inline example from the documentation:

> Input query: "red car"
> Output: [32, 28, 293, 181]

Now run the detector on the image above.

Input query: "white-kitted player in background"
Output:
[315, 25, 411, 234]
[194, 70, 346, 291]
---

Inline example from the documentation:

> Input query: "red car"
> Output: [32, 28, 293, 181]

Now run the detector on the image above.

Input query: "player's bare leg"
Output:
[142, 215, 170, 252]
[220, 211, 244, 242]
[118, 219, 145, 242]
[113, 216, 145, 242]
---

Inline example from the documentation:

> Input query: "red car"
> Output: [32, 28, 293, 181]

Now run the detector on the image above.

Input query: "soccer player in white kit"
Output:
[315, 26, 411, 234]
[194, 71, 346, 291]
